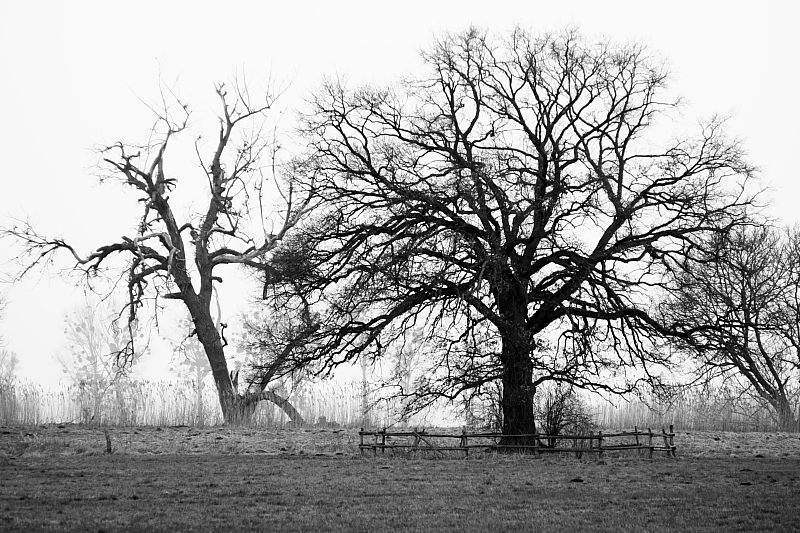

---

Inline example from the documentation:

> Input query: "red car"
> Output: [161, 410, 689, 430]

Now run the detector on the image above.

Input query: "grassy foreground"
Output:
[1, 454, 798, 532]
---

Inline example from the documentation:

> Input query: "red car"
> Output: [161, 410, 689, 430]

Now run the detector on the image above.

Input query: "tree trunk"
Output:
[92, 381, 102, 424]
[254, 390, 306, 426]
[498, 337, 537, 447]
[187, 298, 305, 425]
[190, 304, 239, 422]
[775, 396, 798, 432]
[494, 280, 538, 447]
[221, 391, 306, 426]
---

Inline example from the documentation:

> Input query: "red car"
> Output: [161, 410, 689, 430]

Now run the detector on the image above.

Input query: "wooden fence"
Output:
[359, 425, 676, 458]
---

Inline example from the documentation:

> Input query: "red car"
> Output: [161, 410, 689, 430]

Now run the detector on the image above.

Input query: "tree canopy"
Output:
[255, 28, 756, 438]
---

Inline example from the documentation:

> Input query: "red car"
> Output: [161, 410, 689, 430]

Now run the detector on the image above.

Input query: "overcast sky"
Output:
[1, 1, 797, 385]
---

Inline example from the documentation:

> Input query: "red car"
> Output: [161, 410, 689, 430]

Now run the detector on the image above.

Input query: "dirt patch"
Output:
[1, 424, 799, 459]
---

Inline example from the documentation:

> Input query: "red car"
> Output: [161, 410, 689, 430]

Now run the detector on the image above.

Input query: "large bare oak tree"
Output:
[2, 81, 313, 423]
[256, 29, 755, 440]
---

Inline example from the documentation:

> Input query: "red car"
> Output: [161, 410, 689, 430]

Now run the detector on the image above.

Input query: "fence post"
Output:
[461, 428, 469, 457]
[360, 428, 365, 456]
[663, 425, 676, 458]
[648, 428, 653, 460]
[670, 424, 675, 458]
[635, 425, 640, 456]
[598, 430, 604, 459]
[381, 427, 387, 455]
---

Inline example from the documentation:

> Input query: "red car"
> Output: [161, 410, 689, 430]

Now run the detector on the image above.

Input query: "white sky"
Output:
[1, 1, 798, 385]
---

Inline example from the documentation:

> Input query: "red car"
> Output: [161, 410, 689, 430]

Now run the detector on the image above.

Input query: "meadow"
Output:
[1, 430, 799, 532]
[1, 378, 799, 531]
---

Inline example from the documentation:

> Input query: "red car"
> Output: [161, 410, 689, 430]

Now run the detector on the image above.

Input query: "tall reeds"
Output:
[0, 377, 372, 427]
[588, 388, 800, 433]
[1, 376, 796, 432]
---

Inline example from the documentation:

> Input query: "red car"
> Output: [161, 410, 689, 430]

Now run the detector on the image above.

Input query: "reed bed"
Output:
[1, 377, 796, 432]
[589, 390, 800, 433]
[0, 378, 372, 427]
[0, 378, 223, 426]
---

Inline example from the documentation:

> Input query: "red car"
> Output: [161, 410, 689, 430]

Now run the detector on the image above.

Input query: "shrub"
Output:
[535, 383, 595, 446]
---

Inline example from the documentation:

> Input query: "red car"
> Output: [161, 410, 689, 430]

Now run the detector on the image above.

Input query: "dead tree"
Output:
[2, 80, 315, 424]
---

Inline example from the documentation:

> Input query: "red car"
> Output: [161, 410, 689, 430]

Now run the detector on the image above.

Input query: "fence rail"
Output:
[359, 425, 677, 458]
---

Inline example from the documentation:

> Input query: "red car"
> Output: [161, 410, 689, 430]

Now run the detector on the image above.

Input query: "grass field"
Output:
[2, 454, 798, 532]
[2, 376, 798, 531]
[1, 426, 799, 532]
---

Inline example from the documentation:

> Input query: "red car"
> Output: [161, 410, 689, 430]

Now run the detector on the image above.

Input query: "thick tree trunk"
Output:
[493, 278, 538, 447]
[186, 298, 305, 425]
[498, 337, 537, 447]
[774, 396, 798, 432]
[189, 302, 238, 421]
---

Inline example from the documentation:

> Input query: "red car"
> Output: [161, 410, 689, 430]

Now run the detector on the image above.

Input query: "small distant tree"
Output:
[534, 382, 594, 446]
[462, 380, 504, 430]
[391, 328, 425, 397]
[58, 300, 146, 423]
[357, 357, 370, 427]
[0, 348, 18, 383]
[0, 296, 18, 382]
[384, 327, 428, 425]
[169, 312, 214, 424]
[662, 225, 800, 431]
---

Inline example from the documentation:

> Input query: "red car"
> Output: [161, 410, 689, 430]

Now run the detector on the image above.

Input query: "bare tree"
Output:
[256, 29, 755, 441]
[0, 349, 17, 382]
[662, 226, 800, 431]
[389, 326, 426, 424]
[167, 310, 213, 424]
[534, 382, 595, 446]
[2, 80, 314, 423]
[58, 300, 146, 424]
[0, 296, 18, 382]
